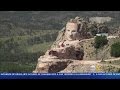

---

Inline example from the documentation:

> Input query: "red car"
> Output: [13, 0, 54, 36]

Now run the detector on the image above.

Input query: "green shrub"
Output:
[111, 42, 120, 57]
[94, 36, 108, 48]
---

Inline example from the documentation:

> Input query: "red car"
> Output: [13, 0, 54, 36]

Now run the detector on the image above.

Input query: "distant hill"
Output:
[0, 11, 120, 31]
[0, 11, 120, 37]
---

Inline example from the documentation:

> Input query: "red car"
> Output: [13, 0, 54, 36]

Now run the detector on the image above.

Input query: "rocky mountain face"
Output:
[33, 17, 120, 73]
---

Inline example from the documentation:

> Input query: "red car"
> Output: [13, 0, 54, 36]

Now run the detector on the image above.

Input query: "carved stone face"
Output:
[65, 22, 79, 41]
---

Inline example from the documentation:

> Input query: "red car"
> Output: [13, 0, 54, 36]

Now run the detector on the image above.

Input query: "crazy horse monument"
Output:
[33, 16, 120, 73]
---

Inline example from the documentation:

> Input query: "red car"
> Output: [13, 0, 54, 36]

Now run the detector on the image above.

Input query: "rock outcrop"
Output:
[33, 16, 120, 73]
[33, 57, 72, 73]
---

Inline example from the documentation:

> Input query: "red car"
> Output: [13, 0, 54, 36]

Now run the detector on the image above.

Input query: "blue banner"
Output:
[0, 73, 120, 79]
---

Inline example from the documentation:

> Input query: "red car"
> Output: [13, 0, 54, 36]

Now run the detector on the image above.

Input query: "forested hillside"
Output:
[0, 11, 120, 32]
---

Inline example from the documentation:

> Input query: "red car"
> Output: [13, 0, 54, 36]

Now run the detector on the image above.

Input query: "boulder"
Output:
[33, 58, 73, 73]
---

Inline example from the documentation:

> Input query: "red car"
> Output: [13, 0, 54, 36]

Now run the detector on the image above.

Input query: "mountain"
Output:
[1, 11, 120, 73]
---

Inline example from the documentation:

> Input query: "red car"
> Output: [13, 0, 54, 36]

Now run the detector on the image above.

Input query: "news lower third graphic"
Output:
[0, 73, 120, 79]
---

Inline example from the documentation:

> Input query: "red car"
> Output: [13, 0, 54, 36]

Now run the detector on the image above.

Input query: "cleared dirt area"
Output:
[59, 57, 120, 73]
